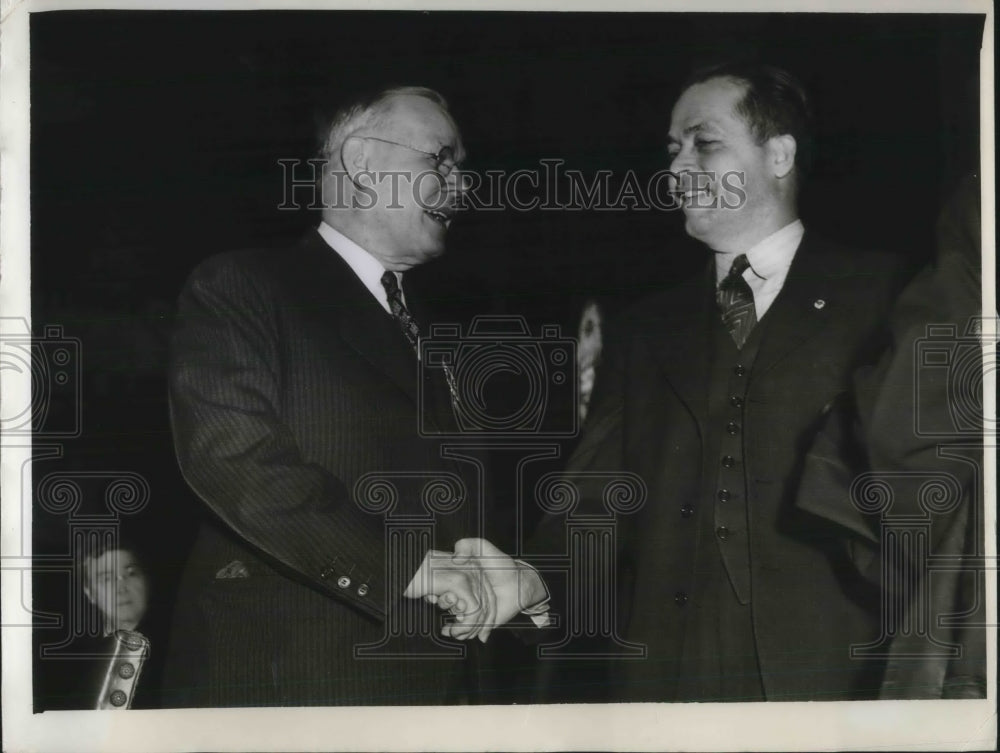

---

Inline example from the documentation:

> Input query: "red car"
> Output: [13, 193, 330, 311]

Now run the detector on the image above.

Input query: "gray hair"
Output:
[317, 86, 449, 161]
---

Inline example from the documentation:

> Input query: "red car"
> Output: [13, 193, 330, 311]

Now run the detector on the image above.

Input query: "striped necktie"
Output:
[716, 254, 757, 349]
[380, 270, 420, 349]
[380, 270, 462, 410]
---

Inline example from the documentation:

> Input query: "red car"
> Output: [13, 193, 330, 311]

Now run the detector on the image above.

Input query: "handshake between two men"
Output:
[403, 538, 550, 643]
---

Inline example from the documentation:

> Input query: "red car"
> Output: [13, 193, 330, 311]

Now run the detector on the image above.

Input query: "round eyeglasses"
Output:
[360, 135, 462, 177]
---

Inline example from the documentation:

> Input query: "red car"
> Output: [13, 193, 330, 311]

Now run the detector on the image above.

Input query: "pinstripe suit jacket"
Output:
[167, 229, 479, 706]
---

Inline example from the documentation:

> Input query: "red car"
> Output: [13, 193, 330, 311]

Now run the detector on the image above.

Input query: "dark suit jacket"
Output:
[166, 230, 478, 707]
[536, 232, 905, 702]
[798, 175, 985, 699]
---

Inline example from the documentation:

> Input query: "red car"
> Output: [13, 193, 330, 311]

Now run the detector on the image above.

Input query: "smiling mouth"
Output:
[670, 187, 715, 207]
[679, 188, 710, 199]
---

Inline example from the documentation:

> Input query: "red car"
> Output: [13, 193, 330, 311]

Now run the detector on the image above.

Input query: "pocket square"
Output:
[215, 560, 250, 579]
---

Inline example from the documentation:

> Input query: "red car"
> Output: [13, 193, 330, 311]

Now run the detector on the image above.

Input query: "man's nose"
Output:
[670, 151, 692, 175]
[449, 168, 471, 196]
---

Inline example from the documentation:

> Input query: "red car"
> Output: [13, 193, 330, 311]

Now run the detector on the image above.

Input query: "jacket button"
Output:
[716, 526, 730, 540]
[729, 395, 743, 408]
[337, 575, 351, 589]
[357, 584, 369, 597]
[734, 365, 746, 376]
[721, 455, 735, 468]
[726, 421, 739, 435]
[680, 504, 694, 518]
[109, 690, 128, 707]
[674, 591, 688, 606]
[117, 662, 135, 679]
[717, 489, 731, 502]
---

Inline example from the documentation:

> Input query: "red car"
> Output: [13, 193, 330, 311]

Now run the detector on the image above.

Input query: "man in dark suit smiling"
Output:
[455, 63, 908, 703]
[559, 61, 906, 701]
[167, 87, 488, 706]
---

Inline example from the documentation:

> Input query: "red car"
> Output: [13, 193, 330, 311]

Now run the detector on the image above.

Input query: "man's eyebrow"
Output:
[684, 122, 719, 136]
[668, 122, 719, 143]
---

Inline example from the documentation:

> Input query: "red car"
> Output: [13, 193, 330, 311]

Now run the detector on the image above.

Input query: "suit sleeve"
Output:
[169, 255, 390, 619]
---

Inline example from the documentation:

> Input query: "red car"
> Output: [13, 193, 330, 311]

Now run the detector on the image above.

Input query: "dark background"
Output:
[29, 10, 984, 708]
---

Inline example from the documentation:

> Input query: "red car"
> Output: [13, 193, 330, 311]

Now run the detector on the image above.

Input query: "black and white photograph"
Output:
[0, 1, 994, 750]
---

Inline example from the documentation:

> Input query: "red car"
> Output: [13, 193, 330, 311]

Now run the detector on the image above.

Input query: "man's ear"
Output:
[82, 582, 94, 603]
[768, 134, 797, 179]
[340, 135, 370, 185]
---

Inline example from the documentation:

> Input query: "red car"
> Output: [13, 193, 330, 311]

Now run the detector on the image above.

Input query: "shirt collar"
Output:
[317, 221, 399, 312]
[715, 219, 805, 283]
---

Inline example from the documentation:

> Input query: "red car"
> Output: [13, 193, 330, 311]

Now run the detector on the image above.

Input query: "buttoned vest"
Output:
[697, 307, 770, 604]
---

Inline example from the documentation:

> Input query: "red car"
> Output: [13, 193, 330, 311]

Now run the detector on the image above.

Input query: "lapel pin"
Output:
[813, 299, 826, 310]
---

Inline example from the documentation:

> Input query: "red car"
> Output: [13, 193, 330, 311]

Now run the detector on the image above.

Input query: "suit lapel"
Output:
[299, 231, 420, 404]
[643, 232, 850, 417]
[645, 269, 716, 424]
[752, 232, 842, 376]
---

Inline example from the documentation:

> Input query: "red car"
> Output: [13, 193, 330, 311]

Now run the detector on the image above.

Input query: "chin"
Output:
[684, 216, 714, 244]
[416, 243, 447, 264]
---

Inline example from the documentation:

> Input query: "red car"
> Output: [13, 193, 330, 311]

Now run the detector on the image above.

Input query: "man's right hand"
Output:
[448, 538, 549, 643]
[402, 549, 496, 641]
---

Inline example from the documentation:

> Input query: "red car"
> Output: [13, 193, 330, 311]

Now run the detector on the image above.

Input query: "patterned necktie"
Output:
[380, 270, 462, 410]
[381, 270, 420, 349]
[716, 254, 757, 349]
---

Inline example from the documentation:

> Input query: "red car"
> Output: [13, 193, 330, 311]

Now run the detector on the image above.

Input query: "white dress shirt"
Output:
[317, 221, 404, 313]
[714, 219, 805, 320]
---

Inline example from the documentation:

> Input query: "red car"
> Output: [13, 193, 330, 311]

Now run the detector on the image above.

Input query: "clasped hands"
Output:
[403, 538, 546, 643]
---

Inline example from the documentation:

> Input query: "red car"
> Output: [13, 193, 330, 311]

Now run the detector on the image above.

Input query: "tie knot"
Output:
[380, 270, 401, 299]
[727, 254, 751, 279]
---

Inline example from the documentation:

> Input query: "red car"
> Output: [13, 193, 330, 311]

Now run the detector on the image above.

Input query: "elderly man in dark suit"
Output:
[452, 63, 909, 703]
[166, 86, 492, 707]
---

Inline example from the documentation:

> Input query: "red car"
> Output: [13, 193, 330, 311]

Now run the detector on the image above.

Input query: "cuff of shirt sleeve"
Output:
[514, 559, 550, 627]
[528, 612, 551, 628]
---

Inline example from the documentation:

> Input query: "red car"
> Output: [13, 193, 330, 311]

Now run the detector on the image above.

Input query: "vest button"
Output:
[721, 455, 735, 468]
[337, 575, 351, 589]
[729, 395, 743, 408]
[734, 365, 746, 376]
[726, 420, 739, 435]
[716, 526, 730, 540]
[674, 591, 689, 606]
[680, 504, 694, 518]
[717, 489, 731, 502]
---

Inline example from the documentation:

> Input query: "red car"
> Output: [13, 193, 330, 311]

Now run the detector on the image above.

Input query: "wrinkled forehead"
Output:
[669, 77, 748, 136]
